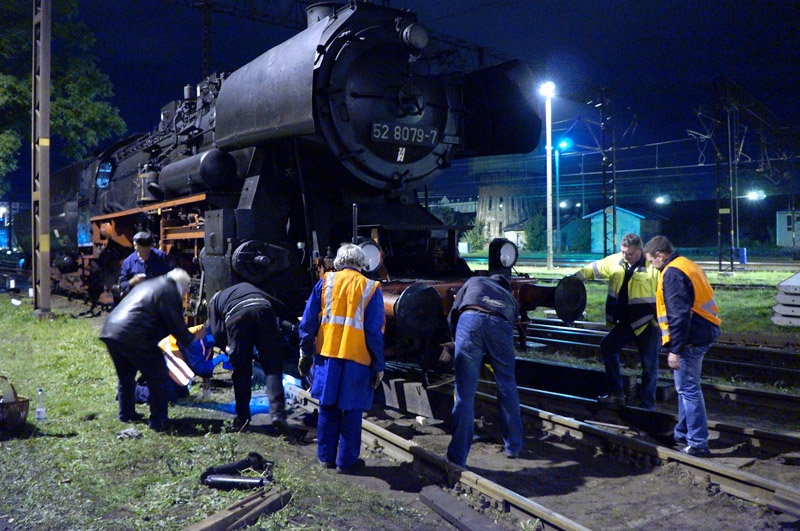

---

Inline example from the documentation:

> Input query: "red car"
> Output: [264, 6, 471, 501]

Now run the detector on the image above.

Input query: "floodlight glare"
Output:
[655, 196, 666, 205]
[539, 81, 555, 98]
[745, 190, 766, 201]
[557, 138, 572, 150]
[559, 201, 567, 208]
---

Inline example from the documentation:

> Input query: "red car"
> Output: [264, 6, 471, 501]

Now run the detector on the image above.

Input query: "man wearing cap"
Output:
[444, 273, 523, 466]
[119, 231, 173, 295]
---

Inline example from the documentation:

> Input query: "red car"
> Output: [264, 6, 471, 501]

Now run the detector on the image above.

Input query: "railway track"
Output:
[289, 384, 800, 528]
[522, 319, 800, 386]
[466, 257, 800, 273]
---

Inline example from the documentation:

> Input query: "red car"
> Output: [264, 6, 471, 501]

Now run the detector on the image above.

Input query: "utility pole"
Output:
[599, 88, 617, 256]
[31, 0, 52, 318]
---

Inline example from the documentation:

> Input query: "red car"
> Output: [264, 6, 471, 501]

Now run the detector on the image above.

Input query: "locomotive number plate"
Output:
[371, 122, 438, 146]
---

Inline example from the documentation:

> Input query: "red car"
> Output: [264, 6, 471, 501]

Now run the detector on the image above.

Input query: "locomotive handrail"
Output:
[89, 193, 208, 222]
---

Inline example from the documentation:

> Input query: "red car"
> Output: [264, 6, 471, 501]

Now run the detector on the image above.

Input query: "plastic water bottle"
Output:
[35, 388, 46, 422]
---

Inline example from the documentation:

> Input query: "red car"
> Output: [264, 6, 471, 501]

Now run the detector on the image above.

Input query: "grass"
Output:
[0, 294, 428, 530]
[485, 265, 798, 338]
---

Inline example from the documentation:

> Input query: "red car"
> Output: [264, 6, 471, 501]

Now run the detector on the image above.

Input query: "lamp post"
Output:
[540, 81, 555, 268]
[554, 138, 571, 258]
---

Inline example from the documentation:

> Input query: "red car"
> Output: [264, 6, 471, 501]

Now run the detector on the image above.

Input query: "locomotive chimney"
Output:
[305, 2, 340, 27]
[183, 84, 193, 100]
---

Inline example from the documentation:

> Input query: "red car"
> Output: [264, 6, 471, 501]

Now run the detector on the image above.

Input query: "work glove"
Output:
[298, 354, 314, 377]
[439, 342, 455, 364]
[212, 352, 229, 367]
[371, 370, 384, 389]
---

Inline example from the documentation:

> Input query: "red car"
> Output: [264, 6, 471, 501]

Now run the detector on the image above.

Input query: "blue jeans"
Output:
[673, 341, 714, 450]
[317, 405, 363, 469]
[600, 322, 660, 409]
[446, 312, 523, 466]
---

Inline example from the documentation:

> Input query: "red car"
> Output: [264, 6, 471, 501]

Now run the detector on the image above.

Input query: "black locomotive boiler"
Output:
[45, 1, 584, 368]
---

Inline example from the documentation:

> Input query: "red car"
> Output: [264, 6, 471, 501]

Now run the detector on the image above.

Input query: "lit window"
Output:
[96, 161, 113, 189]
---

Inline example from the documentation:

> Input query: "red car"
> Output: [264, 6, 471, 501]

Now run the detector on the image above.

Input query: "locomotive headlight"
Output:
[401, 23, 429, 50]
[488, 238, 518, 271]
[358, 239, 383, 275]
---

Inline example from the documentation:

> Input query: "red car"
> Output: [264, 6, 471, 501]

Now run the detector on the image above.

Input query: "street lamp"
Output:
[745, 190, 766, 201]
[554, 137, 571, 258]
[539, 81, 555, 268]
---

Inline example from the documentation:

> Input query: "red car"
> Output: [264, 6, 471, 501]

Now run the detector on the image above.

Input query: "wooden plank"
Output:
[185, 488, 291, 531]
[419, 485, 504, 531]
[229, 489, 292, 529]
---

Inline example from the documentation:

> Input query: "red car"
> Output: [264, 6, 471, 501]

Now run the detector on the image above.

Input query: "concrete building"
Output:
[476, 185, 531, 240]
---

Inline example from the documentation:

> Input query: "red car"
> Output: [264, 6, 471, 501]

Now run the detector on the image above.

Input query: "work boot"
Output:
[231, 416, 250, 431]
[336, 458, 365, 475]
[119, 411, 145, 423]
[682, 445, 710, 457]
[597, 393, 626, 406]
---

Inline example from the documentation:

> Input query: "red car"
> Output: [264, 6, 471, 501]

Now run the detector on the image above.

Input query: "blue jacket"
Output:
[119, 248, 173, 293]
[298, 269, 385, 410]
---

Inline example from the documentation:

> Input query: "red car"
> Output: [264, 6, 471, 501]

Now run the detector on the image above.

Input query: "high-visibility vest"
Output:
[158, 324, 206, 386]
[656, 256, 721, 345]
[576, 252, 659, 334]
[317, 268, 379, 366]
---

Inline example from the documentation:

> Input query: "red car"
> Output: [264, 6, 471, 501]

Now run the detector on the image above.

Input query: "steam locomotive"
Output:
[45, 1, 584, 369]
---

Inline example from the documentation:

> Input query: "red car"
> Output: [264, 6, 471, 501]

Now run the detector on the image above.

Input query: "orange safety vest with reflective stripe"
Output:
[158, 324, 206, 386]
[656, 256, 720, 346]
[317, 268, 379, 366]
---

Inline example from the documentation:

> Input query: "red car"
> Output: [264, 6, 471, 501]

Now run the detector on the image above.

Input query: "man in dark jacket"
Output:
[204, 282, 285, 428]
[644, 236, 721, 456]
[445, 274, 523, 466]
[118, 231, 173, 295]
[100, 268, 201, 431]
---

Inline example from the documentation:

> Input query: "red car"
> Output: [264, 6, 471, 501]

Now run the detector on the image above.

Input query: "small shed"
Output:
[583, 207, 645, 254]
[775, 211, 800, 248]
[502, 220, 527, 249]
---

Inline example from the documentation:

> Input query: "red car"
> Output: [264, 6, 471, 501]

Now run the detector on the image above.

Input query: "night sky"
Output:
[10, 0, 796, 203]
[79, 0, 799, 141]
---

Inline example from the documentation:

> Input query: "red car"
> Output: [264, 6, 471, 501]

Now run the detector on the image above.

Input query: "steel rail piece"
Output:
[507, 383, 800, 456]
[473, 390, 800, 517]
[521, 323, 800, 386]
[285, 385, 589, 531]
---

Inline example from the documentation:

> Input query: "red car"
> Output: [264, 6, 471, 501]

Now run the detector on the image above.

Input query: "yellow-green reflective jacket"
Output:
[575, 252, 659, 335]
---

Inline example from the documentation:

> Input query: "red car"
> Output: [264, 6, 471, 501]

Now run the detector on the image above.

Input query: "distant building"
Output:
[583, 207, 662, 254]
[502, 220, 528, 249]
[431, 195, 477, 214]
[776, 211, 800, 248]
[476, 185, 531, 240]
